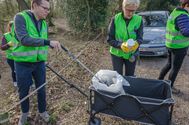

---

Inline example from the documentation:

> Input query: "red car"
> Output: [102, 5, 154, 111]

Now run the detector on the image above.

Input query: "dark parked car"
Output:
[138, 11, 169, 56]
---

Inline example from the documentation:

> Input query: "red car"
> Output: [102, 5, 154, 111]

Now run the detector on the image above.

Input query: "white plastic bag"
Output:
[92, 70, 130, 95]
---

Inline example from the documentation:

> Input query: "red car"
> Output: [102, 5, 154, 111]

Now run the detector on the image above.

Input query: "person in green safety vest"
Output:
[107, 0, 143, 76]
[13, 0, 61, 125]
[0, 21, 17, 87]
[158, 0, 189, 94]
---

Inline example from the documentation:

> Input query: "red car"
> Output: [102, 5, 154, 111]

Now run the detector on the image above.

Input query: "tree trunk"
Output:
[5, 0, 10, 15]
[48, 0, 55, 26]
[16, 0, 29, 11]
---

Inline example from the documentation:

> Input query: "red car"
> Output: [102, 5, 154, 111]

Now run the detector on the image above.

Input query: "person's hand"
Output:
[121, 42, 131, 53]
[50, 40, 61, 51]
[7, 41, 14, 47]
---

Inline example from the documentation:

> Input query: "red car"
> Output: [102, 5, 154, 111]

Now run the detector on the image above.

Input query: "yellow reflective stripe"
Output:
[13, 50, 47, 57]
[166, 38, 189, 43]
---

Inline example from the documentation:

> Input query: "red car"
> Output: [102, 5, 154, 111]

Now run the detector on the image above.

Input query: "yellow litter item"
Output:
[121, 42, 130, 53]
[121, 39, 139, 53]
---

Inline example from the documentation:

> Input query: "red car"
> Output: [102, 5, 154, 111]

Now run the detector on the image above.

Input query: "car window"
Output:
[141, 14, 167, 27]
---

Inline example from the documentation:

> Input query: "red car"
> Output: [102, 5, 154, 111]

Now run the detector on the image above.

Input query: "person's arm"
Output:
[14, 14, 50, 47]
[107, 17, 122, 49]
[136, 20, 143, 45]
[175, 14, 189, 37]
[0, 37, 10, 50]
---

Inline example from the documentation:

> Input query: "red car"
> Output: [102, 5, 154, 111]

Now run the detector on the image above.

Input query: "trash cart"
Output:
[88, 70, 174, 125]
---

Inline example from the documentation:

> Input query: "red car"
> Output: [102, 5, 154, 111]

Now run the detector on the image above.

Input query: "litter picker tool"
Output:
[60, 44, 95, 76]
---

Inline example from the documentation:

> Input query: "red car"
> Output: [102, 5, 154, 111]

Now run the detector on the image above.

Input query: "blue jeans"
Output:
[7, 59, 16, 82]
[15, 61, 46, 113]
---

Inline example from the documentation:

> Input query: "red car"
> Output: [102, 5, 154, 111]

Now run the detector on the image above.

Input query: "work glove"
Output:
[121, 42, 131, 53]
[7, 41, 15, 47]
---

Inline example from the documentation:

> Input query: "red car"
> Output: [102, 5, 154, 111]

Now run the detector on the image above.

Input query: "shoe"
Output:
[39, 111, 50, 122]
[172, 87, 180, 94]
[13, 82, 17, 87]
[18, 112, 28, 125]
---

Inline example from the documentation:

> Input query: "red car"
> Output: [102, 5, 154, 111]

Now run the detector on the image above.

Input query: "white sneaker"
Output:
[13, 82, 17, 87]
[39, 111, 50, 122]
[18, 112, 28, 125]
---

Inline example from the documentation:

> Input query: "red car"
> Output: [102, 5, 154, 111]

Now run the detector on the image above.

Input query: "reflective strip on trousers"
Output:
[166, 38, 189, 43]
[13, 50, 48, 57]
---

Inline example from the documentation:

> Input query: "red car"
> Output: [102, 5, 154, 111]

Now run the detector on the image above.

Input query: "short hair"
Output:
[31, 0, 49, 9]
[122, 0, 140, 8]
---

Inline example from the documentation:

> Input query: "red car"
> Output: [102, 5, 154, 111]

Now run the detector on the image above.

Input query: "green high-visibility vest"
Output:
[110, 12, 142, 59]
[3, 24, 18, 60]
[4, 32, 14, 59]
[166, 8, 189, 49]
[12, 11, 48, 62]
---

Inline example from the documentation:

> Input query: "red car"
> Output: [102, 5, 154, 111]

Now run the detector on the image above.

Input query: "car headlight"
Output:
[149, 37, 165, 44]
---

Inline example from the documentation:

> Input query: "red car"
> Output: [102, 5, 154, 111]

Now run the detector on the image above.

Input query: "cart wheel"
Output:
[88, 117, 101, 125]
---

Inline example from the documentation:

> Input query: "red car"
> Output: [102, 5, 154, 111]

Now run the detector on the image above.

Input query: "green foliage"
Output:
[64, 0, 89, 32]
[139, 0, 179, 11]
[24, 121, 30, 125]
[48, 114, 57, 124]
[61, 100, 74, 113]
[88, 0, 109, 31]
[56, 0, 110, 34]
[0, 112, 9, 124]
[53, 0, 180, 35]
[0, 0, 180, 35]
[0, 0, 18, 33]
